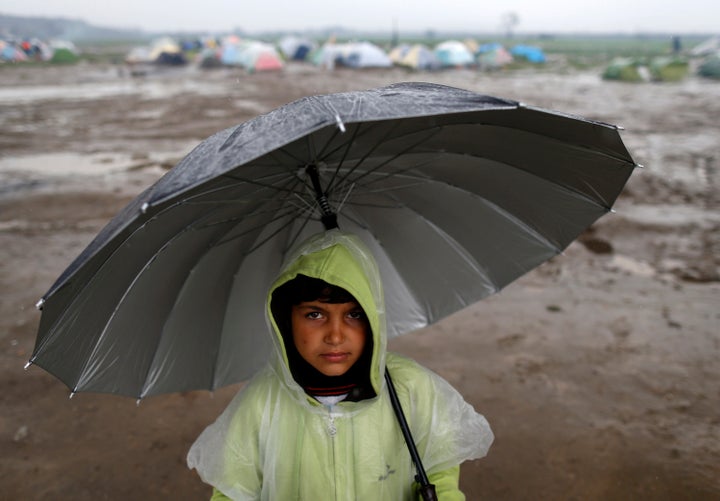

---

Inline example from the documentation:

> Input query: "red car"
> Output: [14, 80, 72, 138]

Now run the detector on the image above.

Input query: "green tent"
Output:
[649, 57, 688, 81]
[698, 54, 720, 79]
[50, 47, 80, 64]
[602, 58, 645, 82]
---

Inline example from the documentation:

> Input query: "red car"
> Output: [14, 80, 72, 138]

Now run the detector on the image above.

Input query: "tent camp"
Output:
[149, 37, 186, 65]
[690, 36, 720, 57]
[0, 41, 28, 62]
[602, 57, 648, 82]
[698, 53, 720, 79]
[334, 41, 392, 68]
[388, 44, 411, 64]
[510, 44, 546, 63]
[649, 57, 689, 81]
[238, 42, 284, 72]
[390, 43, 440, 71]
[476, 42, 513, 70]
[278, 36, 316, 61]
[434, 40, 474, 68]
[49, 40, 80, 64]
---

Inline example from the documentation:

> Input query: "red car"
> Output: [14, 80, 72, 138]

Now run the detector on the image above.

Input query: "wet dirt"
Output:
[1, 61, 718, 499]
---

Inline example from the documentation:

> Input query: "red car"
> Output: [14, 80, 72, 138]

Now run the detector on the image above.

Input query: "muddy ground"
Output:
[0, 60, 718, 499]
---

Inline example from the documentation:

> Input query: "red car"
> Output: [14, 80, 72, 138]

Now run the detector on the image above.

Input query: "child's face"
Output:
[291, 300, 368, 376]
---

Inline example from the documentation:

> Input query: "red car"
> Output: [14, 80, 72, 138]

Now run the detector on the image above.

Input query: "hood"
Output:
[266, 230, 387, 404]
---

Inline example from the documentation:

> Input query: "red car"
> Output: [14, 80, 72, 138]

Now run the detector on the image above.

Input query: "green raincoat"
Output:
[187, 230, 493, 500]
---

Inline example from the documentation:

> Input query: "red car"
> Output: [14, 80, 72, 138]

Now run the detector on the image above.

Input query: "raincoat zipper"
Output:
[326, 404, 338, 500]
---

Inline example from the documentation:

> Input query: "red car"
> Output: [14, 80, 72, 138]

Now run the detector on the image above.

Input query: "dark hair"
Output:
[274, 274, 357, 306]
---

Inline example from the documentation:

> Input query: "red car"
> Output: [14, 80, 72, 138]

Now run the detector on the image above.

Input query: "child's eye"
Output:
[306, 311, 322, 320]
[348, 310, 365, 320]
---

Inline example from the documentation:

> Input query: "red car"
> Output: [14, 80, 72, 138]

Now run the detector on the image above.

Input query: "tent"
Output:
[510, 44, 546, 63]
[219, 37, 248, 66]
[0, 41, 28, 62]
[476, 42, 513, 69]
[602, 57, 648, 82]
[690, 36, 720, 57]
[309, 43, 342, 69]
[335, 42, 392, 68]
[50, 47, 80, 64]
[197, 47, 223, 68]
[434, 40, 474, 68]
[394, 43, 440, 71]
[149, 37, 186, 65]
[278, 36, 316, 61]
[698, 54, 720, 79]
[649, 57, 688, 81]
[238, 42, 284, 72]
[388, 44, 411, 64]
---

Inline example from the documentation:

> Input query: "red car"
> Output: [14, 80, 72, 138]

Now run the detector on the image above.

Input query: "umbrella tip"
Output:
[35, 298, 44, 310]
[616, 125, 625, 131]
[24, 360, 33, 370]
[136, 398, 142, 406]
[69, 391, 76, 400]
[635, 163, 645, 169]
[140, 202, 150, 214]
[335, 114, 346, 133]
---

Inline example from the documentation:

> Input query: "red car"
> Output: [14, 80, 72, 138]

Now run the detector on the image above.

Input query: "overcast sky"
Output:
[1, 0, 718, 34]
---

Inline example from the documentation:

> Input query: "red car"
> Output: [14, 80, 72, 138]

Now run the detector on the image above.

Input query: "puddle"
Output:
[607, 255, 656, 277]
[0, 152, 140, 175]
[621, 203, 720, 226]
[0, 77, 231, 105]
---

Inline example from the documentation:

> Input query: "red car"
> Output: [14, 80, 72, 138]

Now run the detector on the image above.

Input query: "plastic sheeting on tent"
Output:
[434, 40, 474, 68]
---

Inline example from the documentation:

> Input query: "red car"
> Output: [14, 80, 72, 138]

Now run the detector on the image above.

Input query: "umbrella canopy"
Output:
[30, 82, 636, 400]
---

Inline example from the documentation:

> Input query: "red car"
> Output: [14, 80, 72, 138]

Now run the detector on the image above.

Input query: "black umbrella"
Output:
[29, 82, 636, 399]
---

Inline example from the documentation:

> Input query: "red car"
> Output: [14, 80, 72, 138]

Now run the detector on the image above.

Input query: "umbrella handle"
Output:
[385, 370, 438, 501]
[306, 164, 338, 230]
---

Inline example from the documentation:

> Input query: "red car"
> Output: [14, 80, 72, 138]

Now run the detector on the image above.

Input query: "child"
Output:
[187, 230, 493, 500]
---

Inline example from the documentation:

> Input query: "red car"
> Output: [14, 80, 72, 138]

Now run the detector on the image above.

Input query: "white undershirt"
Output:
[315, 394, 349, 406]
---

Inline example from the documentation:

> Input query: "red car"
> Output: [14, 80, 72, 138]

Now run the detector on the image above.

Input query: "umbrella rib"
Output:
[140, 182, 313, 396]
[71, 199, 242, 394]
[63, 171, 304, 393]
[324, 124, 443, 205]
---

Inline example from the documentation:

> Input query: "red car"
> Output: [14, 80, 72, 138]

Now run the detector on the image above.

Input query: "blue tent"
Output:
[511, 45, 546, 63]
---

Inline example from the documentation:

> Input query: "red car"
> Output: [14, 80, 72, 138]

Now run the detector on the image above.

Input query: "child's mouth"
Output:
[321, 352, 349, 362]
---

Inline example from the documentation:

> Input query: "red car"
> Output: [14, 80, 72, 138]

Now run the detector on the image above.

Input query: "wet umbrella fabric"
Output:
[30, 82, 636, 399]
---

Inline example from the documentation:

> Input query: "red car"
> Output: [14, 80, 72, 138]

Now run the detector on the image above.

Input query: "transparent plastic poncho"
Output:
[187, 230, 493, 500]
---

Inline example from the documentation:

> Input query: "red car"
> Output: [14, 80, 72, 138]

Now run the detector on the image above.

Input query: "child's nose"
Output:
[324, 318, 344, 344]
